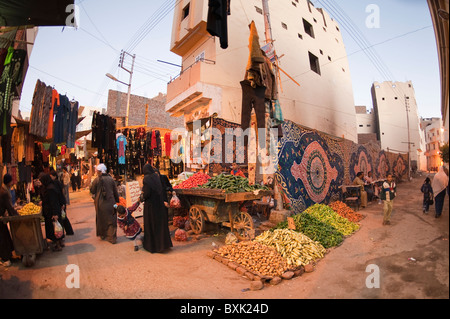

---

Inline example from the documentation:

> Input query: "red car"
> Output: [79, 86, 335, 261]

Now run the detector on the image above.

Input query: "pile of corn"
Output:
[255, 229, 326, 267]
[215, 241, 289, 277]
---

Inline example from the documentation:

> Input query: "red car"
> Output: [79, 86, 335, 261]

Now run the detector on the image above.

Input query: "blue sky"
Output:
[19, 0, 442, 119]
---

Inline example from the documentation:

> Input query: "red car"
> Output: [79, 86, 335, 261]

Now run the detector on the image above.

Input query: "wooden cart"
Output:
[0, 213, 46, 267]
[174, 188, 273, 241]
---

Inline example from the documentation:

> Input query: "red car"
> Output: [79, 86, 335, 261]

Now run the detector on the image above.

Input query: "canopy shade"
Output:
[0, 0, 75, 27]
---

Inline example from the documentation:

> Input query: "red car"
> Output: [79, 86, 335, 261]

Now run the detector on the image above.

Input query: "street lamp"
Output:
[105, 51, 135, 127]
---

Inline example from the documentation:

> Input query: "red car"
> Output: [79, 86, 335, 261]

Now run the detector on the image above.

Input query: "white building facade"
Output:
[166, 0, 358, 142]
[422, 117, 445, 171]
[371, 81, 426, 171]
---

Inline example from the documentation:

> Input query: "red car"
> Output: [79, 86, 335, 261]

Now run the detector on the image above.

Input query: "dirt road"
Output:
[1, 174, 448, 299]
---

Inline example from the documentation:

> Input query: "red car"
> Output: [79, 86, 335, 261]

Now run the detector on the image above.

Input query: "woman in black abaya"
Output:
[141, 164, 173, 253]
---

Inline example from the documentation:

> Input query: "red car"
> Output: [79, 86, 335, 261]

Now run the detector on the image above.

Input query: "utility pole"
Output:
[405, 95, 411, 181]
[118, 50, 136, 127]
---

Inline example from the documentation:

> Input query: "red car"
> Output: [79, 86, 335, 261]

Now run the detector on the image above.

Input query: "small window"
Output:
[303, 19, 315, 38]
[328, 56, 332, 61]
[313, 18, 317, 23]
[282, 22, 288, 30]
[255, 6, 263, 14]
[394, 97, 398, 100]
[182, 3, 190, 20]
[292, 2, 297, 7]
[367, 124, 371, 127]
[319, 49, 323, 55]
[382, 97, 385, 100]
[323, 27, 327, 32]
[298, 33, 303, 39]
[342, 68, 345, 72]
[359, 125, 364, 127]
[336, 26, 340, 32]
[309, 52, 321, 75]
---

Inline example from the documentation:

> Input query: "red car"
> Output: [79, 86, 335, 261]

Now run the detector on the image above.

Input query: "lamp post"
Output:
[106, 50, 135, 127]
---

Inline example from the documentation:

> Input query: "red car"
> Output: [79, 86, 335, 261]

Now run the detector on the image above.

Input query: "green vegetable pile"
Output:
[275, 213, 344, 249]
[304, 204, 360, 236]
[199, 174, 270, 193]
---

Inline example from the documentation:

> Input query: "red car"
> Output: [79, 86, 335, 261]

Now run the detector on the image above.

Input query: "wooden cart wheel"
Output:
[189, 206, 205, 235]
[22, 254, 36, 267]
[233, 211, 255, 241]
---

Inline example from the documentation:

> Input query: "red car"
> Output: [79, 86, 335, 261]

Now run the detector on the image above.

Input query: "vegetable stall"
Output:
[0, 202, 45, 267]
[172, 173, 273, 240]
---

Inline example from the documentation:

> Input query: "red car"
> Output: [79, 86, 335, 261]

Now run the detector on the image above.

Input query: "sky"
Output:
[18, 0, 442, 120]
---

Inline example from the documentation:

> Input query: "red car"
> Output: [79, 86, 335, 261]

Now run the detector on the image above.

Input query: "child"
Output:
[421, 177, 433, 214]
[114, 202, 142, 251]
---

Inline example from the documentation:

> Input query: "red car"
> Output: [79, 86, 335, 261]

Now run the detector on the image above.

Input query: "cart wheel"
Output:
[189, 206, 205, 235]
[233, 211, 255, 241]
[22, 254, 36, 267]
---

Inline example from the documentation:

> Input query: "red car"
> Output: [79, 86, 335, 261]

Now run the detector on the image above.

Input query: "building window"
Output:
[319, 49, 323, 55]
[313, 18, 317, 23]
[298, 33, 303, 39]
[359, 125, 364, 127]
[182, 3, 190, 20]
[382, 97, 385, 101]
[292, 2, 297, 7]
[323, 27, 327, 32]
[282, 22, 288, 30]
[303, 19, 315, 38]
[336, 26, 340, 32]
[394, 97, 398, 100]
[328, 56, 332, 61]
[255, 6, 263, 14]
[309, 52, 321, 75]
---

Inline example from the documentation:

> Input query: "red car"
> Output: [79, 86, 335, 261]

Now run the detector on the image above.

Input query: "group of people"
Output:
[352, 171, 378, 208]
[421, 166, 449, 218]
[89, 162, 172, 253]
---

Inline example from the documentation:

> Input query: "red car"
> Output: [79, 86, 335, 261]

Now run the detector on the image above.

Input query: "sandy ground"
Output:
[0, 174, 448, 299]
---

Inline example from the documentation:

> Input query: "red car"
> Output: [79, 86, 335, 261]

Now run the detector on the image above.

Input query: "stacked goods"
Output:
[200, 174, 270, 193]
[329, 201, 364, 223]
[18, 202, 41, 216]
[304, 204, 360, 236]
[215, 241, 289, 277]
[275, 213, 343, 248]
[173, 172, 211, 189]
[255, 229, 326, 267]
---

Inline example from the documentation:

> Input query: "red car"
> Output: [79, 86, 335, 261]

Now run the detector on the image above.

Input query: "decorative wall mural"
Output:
[276, 122, 344, 212]
[276, 121, 409, 214]
[375, 150, 390, 179]
[349, 145, 373, 181]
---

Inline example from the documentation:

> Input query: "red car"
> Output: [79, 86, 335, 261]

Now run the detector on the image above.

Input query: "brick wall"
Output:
[107, 90, 184, 129]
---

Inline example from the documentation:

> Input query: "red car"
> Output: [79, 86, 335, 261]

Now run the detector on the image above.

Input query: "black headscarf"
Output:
[39, 173, 53, 188]
[143, 164, 156, 175]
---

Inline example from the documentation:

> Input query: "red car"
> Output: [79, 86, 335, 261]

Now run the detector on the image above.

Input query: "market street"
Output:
[0, 173, 448, 299]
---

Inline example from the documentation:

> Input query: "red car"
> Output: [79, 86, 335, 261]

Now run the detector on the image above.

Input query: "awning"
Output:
[0, 0, 75, 27]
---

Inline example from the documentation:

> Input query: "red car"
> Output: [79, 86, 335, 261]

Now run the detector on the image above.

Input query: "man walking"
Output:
[381, 174, 396, 225]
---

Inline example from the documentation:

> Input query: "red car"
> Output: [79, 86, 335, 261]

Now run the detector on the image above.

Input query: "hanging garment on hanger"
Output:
[0, 48, 26, 136]
[207, 0, 231, 49]
[66, 100, 78, 148]
[46, 88, 60, 139]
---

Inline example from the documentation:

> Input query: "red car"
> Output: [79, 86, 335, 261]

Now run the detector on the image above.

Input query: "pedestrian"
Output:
[420, 177, 433, 214]
[61, 167, 71, 205]
[353, 172, 368, 208]
[90, 163, 120, 244]
[431, 166, 449, 218]
[40, 173, 65, 251]
[140, 164, 173, 253]
[0, 174, 19, 267]
[114, 202, 142, 251]
[70, 168, 77, 192]
[50, 170, 74, 236]
[381, 174, 396, 225]
[76, 168, 82, 191]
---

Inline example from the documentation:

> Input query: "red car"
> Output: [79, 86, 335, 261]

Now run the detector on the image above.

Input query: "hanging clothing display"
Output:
[0, 48, 27, 136]
[116, 133, 127, 165]
[206, 0, 231, 49]
[66, 100, 79, 148]
[46, 88, 60, 139]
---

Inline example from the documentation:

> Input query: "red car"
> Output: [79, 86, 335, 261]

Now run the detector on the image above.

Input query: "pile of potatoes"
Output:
[215, 241, 289, 277]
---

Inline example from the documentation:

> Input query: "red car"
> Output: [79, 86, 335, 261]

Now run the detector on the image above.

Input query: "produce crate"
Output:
[0, 213, 46, 267]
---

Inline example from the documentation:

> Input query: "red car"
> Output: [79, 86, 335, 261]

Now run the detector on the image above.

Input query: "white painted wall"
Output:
[168, 0, 358, 142]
